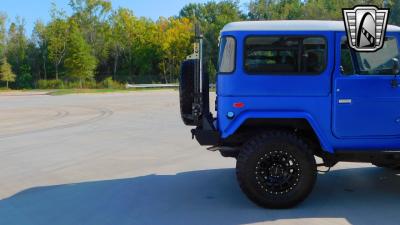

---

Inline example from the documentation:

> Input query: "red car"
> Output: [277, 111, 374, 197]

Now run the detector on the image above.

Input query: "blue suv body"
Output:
[179, 20, 400, 209]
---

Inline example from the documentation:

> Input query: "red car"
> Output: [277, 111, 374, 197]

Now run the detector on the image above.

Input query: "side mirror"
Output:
[392, 58, 400, 75]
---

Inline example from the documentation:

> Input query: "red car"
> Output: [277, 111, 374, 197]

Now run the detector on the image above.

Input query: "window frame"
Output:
[340, 36, 356, 76]
[243, 35, 328, 76]
[218, 35, 237, 75]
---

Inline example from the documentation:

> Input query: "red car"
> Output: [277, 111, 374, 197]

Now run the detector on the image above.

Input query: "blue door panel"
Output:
[333, 32, 400, 139]
[333, 76, 400, 137]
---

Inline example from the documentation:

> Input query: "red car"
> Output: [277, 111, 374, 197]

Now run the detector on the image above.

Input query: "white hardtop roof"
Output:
[222, 20, 400, 32]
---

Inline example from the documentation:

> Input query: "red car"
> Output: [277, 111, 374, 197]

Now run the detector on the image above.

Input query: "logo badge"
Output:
[343, 5, 390, 52]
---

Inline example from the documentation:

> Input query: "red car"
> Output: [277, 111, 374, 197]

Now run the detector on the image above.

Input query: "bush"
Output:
[37, 80, 64, 89]
[16, 73, 34, 89]
[36, 78, 125, 89]
[99, 77, 125, 89]
[64, 80, 97, 89]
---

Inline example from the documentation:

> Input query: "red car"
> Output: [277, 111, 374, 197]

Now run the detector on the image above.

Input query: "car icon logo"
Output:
[343, 5, 390, 52]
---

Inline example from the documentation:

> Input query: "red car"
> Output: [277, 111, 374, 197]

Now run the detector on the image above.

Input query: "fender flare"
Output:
[222, 111, 333, 153]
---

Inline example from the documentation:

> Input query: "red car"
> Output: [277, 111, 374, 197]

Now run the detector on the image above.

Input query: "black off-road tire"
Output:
[179, 59, 197, 126]
[236, 131, 317, 209]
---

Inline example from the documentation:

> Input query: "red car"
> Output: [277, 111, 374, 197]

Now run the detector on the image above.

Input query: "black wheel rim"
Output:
[255, 150, 301, 195]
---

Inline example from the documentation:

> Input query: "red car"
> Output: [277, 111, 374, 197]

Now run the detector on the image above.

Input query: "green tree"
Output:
[110, 8, 136, 79]
[22, 40, 40, 89]
[0, 58, 16, 88]
[158, 17, 192, 83]
[109, 8, 131, 80]
[6, 19, 28, 76]
[247, 0, 274, 20]
[179, 0, 244, 81]
[247, 0, 391, 20]
[303, 0, 390, 20]
[4, 0, 400, 89]
[32, 20, 48, 80]
[0, 14, 6, 57]
[131, 17, 162, 79]
[64, 21, 97, 88]
[108, 9, 162, 81]
[69, 0, 112, 67]
[47, 5, 69, 80]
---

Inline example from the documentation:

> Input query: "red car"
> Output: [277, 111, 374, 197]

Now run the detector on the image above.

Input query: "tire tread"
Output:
[236, 130, 316, 209]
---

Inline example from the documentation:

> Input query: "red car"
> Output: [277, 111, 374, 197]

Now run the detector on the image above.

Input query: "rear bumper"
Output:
[191, 128, 221, 146]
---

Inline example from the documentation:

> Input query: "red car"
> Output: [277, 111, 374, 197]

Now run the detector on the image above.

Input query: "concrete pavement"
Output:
[0, 91, 399, 225]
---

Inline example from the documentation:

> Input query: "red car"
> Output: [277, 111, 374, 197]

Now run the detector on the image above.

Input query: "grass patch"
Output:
[49, 88, 177, 96]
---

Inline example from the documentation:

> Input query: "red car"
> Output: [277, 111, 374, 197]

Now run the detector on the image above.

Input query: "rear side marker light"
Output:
[233, 102, 245, 108]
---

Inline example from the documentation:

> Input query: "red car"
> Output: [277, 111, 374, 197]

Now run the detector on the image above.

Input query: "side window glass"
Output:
[245, 37, 300, 74]
[340, 37, 355, 75]
[355, 37, 400, 75]
[218, 37, 236, 73]
[303, 37, 327, 74]
[244, 36, 326, 75]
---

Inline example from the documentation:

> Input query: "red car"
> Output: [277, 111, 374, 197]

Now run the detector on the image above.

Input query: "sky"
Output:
[0, 0, 249, 36]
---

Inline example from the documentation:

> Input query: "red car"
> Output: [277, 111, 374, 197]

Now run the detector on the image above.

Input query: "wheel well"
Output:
[222, 118, 322, 154]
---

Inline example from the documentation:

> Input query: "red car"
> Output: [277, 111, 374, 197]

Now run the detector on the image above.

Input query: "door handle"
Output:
[338, 99, 352, 104]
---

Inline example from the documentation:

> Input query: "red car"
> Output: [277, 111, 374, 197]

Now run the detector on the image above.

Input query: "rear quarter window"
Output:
[218, 36, 236, 74]
[244, 36, 327, 75]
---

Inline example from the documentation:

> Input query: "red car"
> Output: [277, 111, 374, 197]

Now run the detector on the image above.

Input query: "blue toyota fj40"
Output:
[179, 20, 400, 209]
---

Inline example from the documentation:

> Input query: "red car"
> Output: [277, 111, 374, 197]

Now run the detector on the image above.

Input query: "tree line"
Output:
[0, 0, 399, 89]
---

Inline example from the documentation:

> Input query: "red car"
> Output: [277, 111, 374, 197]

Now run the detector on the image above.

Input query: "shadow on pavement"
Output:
[1, 167, 399, 225]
